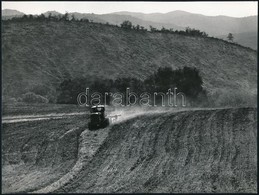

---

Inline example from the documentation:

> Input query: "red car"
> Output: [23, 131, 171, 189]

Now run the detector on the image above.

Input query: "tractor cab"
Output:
[88, 105, 109, 130]
[90, 105, 105, 115]
[90, 105, 105, 112]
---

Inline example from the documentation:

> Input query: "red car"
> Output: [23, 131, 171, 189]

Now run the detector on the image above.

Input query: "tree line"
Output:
[121, 20, 208, 37]
[4, 12, 91, 22]
[56, 66, 208, 106]
[5, 14, 208, 37]
[6, 14, 247, 44]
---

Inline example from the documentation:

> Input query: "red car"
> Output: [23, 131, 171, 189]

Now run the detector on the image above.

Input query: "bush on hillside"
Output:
[29, 84, 57, 103]
[56, 78, 93, 104]
[2, 97, 18, 104]
[120, 20, 133, 30]
[21, 92, 49, 103]
[144, 66, 206, 99]
[56, 66, 207, 106]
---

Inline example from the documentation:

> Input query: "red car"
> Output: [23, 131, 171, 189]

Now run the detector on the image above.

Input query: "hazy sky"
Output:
[2, 1, 258, 17]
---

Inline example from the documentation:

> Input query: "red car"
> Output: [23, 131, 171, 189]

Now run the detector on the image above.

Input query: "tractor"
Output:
[88, 105, 110, 130]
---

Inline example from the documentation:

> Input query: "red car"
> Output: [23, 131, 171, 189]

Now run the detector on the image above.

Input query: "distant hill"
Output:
[2, 9, 25, 20]
[95, 13, 183, 30]
[61, 12, 182, 30]
[113, 11, 257, 49]
[2, 9, 24, 16]
[43, 11, 62, 17]
[2, 20, 257, 102]
[113, 11, 257, 36]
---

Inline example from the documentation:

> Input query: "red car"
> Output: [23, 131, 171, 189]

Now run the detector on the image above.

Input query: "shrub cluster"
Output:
[150, 25, 208, 37]
[4, 12, 79, 22]
[20, 92, 49, 103]
[56, 66, 207, 106]
[120, 20, 208, 37]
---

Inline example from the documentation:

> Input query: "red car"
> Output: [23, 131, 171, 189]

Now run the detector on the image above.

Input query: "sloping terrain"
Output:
[218, 31, 257, 50]
[2, 9, 257, 49]
[3, 9, 257, 37]
[2, 115, 88, 193]
[2, 107, 256, 193]
[2, 21, 257, 99]
[58, 107, 257, 193]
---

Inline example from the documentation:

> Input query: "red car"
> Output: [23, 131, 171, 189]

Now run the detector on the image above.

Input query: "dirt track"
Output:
[2, 112, 87, 124]
[2, 107, 257, 193]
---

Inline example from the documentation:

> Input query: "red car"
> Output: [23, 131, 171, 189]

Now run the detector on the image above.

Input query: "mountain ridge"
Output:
[2, 9, 25, 16]
[112, 11, 257, 35]
[43, 11, 62, 16]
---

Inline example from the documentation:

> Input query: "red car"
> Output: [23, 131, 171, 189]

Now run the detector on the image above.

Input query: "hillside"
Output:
[2, 107, 257, 193]
[2, 9, 257, 49]
[2, 20, 257, 101]
[218, 31, 257, 50]
[60, 108, 257, 193]
[3, 10, 257, 37]
[113, 11, 257, 49]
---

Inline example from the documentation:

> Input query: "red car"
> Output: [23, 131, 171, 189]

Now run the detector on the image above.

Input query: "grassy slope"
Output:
[2, 20, 257, 99]
[62, 107, 257, 193]
[218, 31, 257, 50]
[2, 107, 256, 193]
[2, 114, 88, 193]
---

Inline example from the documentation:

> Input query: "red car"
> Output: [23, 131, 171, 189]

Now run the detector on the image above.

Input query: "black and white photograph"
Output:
[1, 1, 258, 193]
